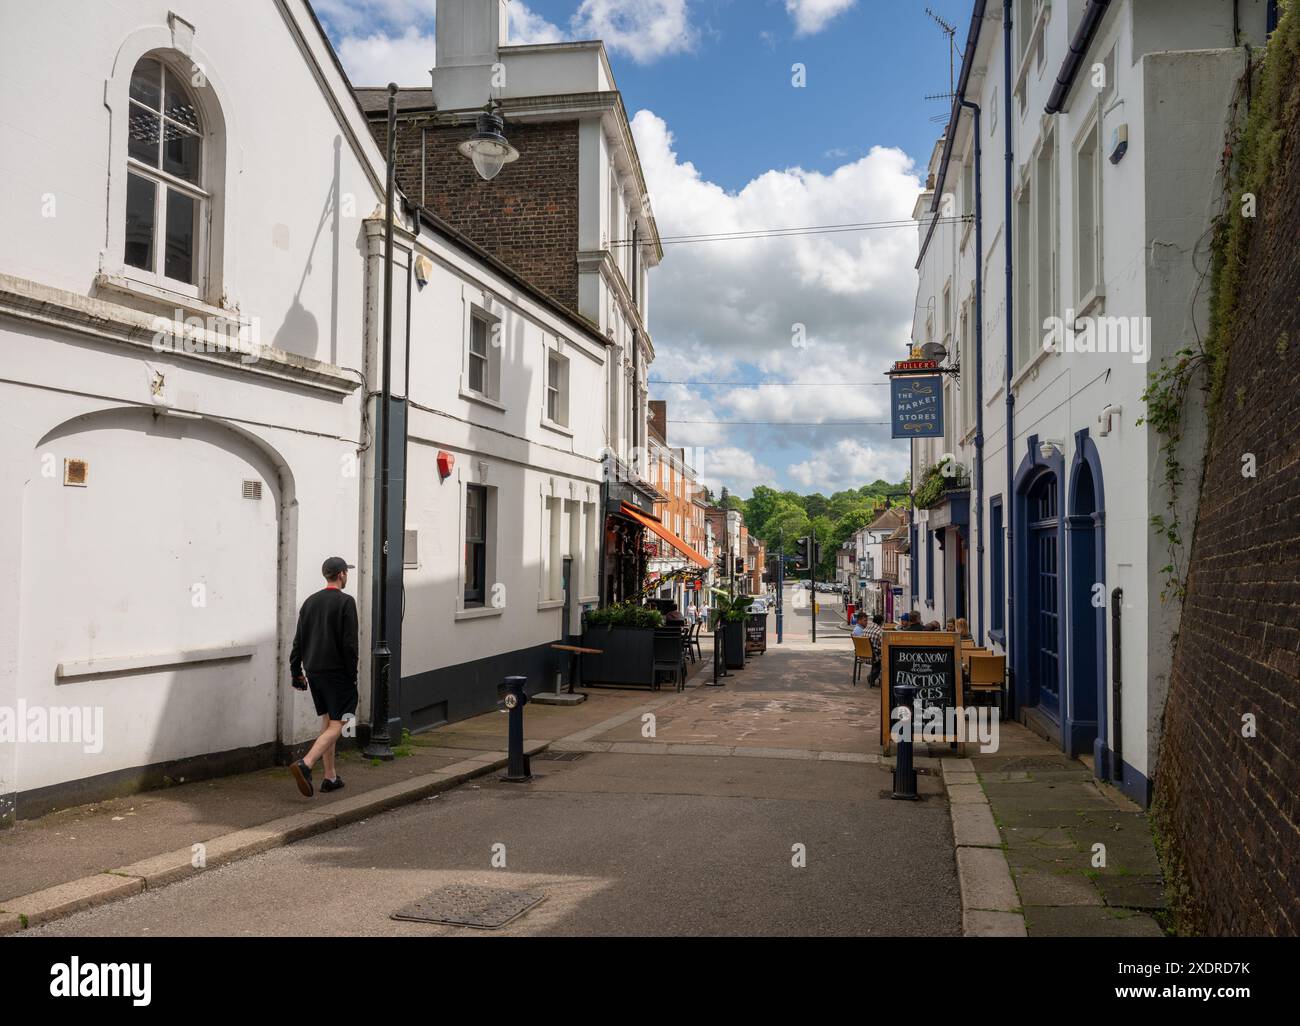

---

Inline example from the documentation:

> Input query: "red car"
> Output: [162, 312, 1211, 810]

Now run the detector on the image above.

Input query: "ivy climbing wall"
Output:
[1154, 10, 1300, 937]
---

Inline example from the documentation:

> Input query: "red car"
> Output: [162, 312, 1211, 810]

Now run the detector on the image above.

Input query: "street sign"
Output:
[890, 374, 944, 439]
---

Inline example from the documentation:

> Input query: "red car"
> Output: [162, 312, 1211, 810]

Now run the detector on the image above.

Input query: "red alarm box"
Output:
[437, 451, 455, 480]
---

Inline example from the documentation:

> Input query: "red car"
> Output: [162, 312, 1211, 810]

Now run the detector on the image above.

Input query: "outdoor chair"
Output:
[685, 621, 703, 664]
[967, 654, 1007, 720]
[851, 635, 872, 687]
[652, 630, 686, 692]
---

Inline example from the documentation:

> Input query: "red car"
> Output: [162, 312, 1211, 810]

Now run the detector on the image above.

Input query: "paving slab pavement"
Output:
[969, 722, 1168, 937]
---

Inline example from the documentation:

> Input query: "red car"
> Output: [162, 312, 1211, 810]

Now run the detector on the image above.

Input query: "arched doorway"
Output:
[17, 407, 288, 800]
[1026, 471, 1062, 720]
[1067, 430, 1107, 769]
[1012, 435, 1068, 734]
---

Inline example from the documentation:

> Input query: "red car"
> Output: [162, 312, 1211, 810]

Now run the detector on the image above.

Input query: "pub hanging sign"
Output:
[890, 374, 944, 439]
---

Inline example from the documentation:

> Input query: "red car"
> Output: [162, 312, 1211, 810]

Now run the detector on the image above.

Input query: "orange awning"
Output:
[620, 503, 710, 569]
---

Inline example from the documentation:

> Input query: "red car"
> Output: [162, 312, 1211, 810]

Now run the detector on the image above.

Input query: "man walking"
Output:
[288, 557, 358, 797]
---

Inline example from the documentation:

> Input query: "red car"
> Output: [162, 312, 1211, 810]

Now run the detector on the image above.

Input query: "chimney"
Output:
[436, 0, 510, 69]
[649, 400, 668, 442]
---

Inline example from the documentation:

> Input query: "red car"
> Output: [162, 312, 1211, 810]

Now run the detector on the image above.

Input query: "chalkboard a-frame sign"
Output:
[879, 631, 965, 751]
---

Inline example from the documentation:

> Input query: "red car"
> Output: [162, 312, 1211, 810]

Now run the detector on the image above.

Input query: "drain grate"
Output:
[532, 750, 586, 762]
[391, 885, 545, 929]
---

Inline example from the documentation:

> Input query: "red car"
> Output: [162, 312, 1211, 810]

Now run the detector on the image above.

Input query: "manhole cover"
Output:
[532, 751, 586, 762]
[391, 885, 544, 929]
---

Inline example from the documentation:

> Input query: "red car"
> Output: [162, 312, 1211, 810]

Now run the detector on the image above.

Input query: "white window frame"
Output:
[543, 341, 571, 432]
[1074, 114, 1105, 313]
[120, 54, 213, 300]
[463, 303, 503, 406]
[458, 481, 501, 619]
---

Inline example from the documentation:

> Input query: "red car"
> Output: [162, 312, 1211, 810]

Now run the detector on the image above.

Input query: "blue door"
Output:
[1028, 475, 1061, 718]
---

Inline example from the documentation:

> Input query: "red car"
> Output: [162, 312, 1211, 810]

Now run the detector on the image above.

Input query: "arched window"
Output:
[123, 57, 207, 289]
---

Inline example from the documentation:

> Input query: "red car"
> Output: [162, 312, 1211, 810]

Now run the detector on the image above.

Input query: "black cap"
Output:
[322, 557, 353, 578]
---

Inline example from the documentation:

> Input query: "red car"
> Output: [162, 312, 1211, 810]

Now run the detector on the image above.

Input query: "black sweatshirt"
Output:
[289, 587, 359, 682]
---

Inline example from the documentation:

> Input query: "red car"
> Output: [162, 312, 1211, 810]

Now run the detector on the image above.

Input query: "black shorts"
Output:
[307, 670, 359, 721]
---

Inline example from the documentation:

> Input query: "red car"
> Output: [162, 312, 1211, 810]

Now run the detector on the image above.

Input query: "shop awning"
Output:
[620, 503, 710, 569]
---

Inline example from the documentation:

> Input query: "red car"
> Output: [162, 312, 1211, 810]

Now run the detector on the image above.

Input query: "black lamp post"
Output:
[364, 90, 518, 760]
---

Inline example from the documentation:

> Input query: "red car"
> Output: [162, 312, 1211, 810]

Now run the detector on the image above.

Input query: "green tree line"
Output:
[730, 482, 908, 579]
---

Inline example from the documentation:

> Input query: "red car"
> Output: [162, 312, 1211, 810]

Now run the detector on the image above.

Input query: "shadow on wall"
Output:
[272, 137, 353, 363]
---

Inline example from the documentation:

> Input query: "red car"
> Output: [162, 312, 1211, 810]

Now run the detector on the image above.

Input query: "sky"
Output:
[313, 0, 975, 498]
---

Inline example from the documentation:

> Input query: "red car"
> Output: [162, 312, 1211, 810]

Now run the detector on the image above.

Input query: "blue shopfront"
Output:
[1010, 432, 1110, 775]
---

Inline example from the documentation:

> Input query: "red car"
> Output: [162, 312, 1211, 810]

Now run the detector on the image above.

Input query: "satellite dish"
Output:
[921, 342, 948, 363]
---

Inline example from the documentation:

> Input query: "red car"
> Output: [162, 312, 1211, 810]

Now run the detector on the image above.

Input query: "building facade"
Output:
[0, 0, 387, 815]
[905, 0, 1276, 804]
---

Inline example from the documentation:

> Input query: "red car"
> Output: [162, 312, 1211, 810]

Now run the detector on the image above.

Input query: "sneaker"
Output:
[321, 776, 345, 793]
[290, 759, 314, 797]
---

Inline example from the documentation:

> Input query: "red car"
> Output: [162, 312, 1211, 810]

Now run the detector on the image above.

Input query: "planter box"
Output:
[723, 620, 747, 670]
[581, 626, 658, 687]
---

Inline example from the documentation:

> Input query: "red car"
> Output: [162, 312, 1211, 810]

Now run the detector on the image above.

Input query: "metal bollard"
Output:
[499, 676, 532, 783]
[891, 683, 920, 801]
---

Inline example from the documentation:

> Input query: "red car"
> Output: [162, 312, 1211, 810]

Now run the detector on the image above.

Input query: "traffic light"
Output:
[813, 542, 823, 565]
[734, 555, 745, 575]
[795, 536, 810, 569]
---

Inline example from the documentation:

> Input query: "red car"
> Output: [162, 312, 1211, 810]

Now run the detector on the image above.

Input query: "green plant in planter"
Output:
[585, 602, 664, 630]
[709, 589, 755, 624]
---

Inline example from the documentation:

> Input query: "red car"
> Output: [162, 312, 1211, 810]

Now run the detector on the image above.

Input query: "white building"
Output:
[0, 0, 652, 816]
[906, 0, 1276, 804]
[0, 0, 387, 816]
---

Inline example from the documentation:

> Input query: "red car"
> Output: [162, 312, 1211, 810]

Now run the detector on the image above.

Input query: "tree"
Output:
[746, 485, 782, 533]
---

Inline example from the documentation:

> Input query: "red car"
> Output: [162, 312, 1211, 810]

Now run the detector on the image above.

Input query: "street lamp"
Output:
[458, 109, 520, 182]
[365, 89, 520, 760]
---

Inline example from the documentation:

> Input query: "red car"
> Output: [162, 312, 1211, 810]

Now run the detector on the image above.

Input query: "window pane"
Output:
[469, 352, 485, 393]
[164, 188, 196, 284]
[129, 59, 162, 110]
[164, 68, 201, 133]
[470, 318, 487, 356]
[124, 173, 156, 271]
[163, 122, 202, 183]
[128, 103, 161, 167]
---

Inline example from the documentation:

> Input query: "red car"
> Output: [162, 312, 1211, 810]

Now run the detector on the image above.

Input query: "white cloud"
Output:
[785, 0, 857, 36]
[571, 0, 697, 63]
[511, 2, 568, 44]
[788, 438, 910, 492]
[632, 108, 920, 493]
[320, 1, 563, 83]
[693, 447, 780, 496]
[335, 25, 436, 85]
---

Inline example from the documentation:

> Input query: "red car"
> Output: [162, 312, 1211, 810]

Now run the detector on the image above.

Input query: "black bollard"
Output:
[892, 683, 920, 801]
[499, 676, 532, 782]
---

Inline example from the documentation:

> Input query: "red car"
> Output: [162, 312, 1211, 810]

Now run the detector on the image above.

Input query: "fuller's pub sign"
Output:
[890, 372, 944, 439]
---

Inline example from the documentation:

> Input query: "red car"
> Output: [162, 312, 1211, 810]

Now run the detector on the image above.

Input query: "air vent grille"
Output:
[242, 480, 262, 500]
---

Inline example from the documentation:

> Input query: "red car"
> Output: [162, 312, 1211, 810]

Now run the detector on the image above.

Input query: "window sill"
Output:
[459, 389, 506, 412]
[540, 418, 573, 438]
[95, 272, 242, 326]
[1010, 341, 1056, 393]
[1075, 288, 1106, 320]
[455, 606, 504, 622]
[537, 599, 565, 611]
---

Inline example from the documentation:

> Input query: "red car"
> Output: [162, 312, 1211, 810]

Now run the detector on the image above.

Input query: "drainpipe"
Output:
[962, 98, 986, 648]
[632, 224, 640, 455]
[1003, 0, 1017, 714]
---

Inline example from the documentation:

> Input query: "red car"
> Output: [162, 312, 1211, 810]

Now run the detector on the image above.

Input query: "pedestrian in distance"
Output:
[288, 556, 359, 798]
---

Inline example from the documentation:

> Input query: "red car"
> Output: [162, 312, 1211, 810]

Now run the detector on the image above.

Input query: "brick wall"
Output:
[372, 118, 581, 313]
[1155, 53, 1300, 936]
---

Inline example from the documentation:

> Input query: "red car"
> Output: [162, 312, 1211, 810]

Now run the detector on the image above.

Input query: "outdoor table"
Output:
[550, 643, 603, 693]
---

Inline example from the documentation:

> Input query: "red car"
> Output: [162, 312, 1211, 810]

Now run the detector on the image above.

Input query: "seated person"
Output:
[852, 612, 871, 637]
[664, 603, 685, 626]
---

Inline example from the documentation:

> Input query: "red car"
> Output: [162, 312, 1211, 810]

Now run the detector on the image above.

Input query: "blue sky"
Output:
[316, 0, 974, 497]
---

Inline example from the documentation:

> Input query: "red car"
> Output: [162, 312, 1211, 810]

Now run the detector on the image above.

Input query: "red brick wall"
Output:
[373, 118, 581, 313]
[1155, 56, 1300, 936]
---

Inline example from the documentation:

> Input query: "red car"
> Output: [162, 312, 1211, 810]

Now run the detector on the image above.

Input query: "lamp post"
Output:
[364, 91, 519, 760]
